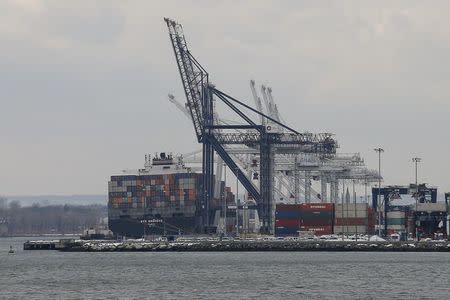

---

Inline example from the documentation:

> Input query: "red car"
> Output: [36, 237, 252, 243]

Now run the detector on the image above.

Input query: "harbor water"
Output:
[1, 237, 449, 299]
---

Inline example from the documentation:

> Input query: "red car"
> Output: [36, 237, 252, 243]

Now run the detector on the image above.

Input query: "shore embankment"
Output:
[24, 239, 450, 252]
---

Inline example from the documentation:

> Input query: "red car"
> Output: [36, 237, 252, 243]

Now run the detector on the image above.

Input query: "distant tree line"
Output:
[0, 197, 107, 236]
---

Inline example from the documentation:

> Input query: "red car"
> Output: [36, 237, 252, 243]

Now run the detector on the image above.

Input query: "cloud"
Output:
[1, 0, 449, 194]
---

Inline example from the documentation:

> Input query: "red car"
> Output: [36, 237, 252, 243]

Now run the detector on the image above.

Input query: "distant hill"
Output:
[4, 195, 107, 207]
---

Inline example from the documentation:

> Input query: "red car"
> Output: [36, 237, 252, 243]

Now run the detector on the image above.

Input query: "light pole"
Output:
[353, 180, 357, 241]
[412, 157, 421, 241]
[235, 167, 239, 237]
[374, 148, 384, 237]
[364, 176, 368, 204]
[223, 163, 227, 236]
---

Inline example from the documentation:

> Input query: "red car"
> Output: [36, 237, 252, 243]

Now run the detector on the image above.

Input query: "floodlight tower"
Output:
[412, 157, 421, 240]
[374, 147, 384, 236]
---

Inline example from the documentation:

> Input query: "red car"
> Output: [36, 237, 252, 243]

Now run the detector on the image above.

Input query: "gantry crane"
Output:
[169, 84, 379, 206]
[165, 18, 336, 233]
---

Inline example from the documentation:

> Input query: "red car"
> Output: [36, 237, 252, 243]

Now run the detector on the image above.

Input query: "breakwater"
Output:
[51, 240, 450, 252]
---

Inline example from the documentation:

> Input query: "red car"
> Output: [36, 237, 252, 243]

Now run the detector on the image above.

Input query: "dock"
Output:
[23, 239, 73, 250]
[57, 239, 450, 252]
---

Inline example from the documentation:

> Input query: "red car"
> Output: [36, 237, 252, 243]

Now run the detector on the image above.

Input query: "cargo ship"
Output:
[108, 153, 204, 238]
[108, 152, 237, 238]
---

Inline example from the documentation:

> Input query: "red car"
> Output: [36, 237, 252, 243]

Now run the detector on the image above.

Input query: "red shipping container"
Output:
[300, 218, 333, 226]
[299, 203, 334, 212]
[335, 218, 367, 226]
[276, 204, 303, 212]
[299, 225, 333, 235]
[275, 218, 300, 227]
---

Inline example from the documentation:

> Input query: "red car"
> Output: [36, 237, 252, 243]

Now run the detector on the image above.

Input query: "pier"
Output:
[51, 239, 450, 252]
[23, 239, 72, 250]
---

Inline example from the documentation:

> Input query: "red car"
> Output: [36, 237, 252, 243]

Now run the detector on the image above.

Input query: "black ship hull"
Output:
[109, 216, 198, 238]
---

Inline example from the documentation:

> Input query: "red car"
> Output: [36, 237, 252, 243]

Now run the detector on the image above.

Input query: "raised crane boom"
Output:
[267, 87, 281, 123]
[165, 18, 208, 142]
[250, 80, 265, 126]
[168, 94, 191, 119]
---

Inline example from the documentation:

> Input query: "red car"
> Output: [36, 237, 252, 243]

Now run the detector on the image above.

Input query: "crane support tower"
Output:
[164, 18, 337, 233]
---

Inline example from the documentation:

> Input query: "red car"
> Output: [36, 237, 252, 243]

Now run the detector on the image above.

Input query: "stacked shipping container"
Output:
[334, 203, 368, 234]
[108, 173, 203, 237]
[275, 203, 334, 236]
[275, 204, 302, 236]
[386, 210, 406, 234]
[107, 153, 241, 237]
[298, 203, 334, 235]
[109, 173, 201, 217]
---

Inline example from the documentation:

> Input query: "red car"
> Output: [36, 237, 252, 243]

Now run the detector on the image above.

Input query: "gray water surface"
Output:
[1, 237, 449, 299]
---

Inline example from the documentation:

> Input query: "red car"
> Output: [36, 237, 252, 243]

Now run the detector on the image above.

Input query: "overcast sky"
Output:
[1, 0, 449, 195]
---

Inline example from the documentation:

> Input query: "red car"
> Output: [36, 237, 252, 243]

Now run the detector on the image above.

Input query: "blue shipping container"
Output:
[275, 228, 299, 237]
[275, 211, 302, 219]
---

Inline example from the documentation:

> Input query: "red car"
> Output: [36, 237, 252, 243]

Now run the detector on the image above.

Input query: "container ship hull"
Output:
[108, 216, 198, 238]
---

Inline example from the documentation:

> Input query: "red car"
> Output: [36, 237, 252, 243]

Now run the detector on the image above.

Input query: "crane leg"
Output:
[321, 178, 328, 203]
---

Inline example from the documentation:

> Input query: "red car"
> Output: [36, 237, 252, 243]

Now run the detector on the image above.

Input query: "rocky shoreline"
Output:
[52, 240, 450, 252]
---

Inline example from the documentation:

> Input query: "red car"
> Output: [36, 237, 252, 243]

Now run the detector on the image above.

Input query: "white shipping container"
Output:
[336, 209, 368, 218]
[416, 203, 447, 212]
[387, 211, 405, 219]
[387, 225, 405, 230]
[334, 225, 367, 234]
[335, 203, 368, 212]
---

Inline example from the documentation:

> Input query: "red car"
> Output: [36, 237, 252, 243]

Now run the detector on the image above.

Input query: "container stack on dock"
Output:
[275, 204, 302, 236]
[298, 203, 334, 235]
[334, 203, 369, 234]
[275, 203, 334, 236]
[386, 209, 406, 235]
